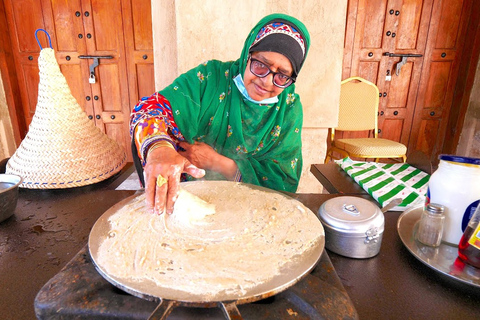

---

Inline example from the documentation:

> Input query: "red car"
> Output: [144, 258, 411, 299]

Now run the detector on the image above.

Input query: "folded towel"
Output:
[335, 157, 430, 211]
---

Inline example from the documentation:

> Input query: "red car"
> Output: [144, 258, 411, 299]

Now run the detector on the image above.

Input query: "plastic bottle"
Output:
[458, 205, 480, 268]
[426, 155, 480, 245]
[416, 203, 445, 247]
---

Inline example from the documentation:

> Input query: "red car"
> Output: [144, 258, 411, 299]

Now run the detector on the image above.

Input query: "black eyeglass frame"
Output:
[248, 56, 296, 89]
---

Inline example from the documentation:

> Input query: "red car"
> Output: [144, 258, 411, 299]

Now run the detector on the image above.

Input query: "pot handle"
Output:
[219, 301, 243, 319]
[148, 299, 177, 320]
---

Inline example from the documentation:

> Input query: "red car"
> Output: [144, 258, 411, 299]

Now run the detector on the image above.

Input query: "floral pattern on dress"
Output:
[236, 145, 247, 154]
[227, 125, 233, 137]
[219, 92, 225, 102]
[197, 71, 205, 82]
[270, 125, 281, 137]
[286, 93, 295, 105]
[291, 158, 298, 169]
[253, 141, 264, 154]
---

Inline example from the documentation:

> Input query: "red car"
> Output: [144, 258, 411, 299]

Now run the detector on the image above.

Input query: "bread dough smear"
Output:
[95, 182, 324, 300]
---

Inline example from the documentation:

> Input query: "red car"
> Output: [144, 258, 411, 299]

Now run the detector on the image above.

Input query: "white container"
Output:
[426, 155, 480, 245]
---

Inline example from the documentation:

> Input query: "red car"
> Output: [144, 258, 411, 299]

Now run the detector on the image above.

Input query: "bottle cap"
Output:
[439, 154, 480, 165]
[426, 203, 445, 214]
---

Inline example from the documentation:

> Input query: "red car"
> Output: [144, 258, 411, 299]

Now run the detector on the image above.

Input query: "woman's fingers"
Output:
[144, 170, 157, 213]
[153, 176, 168, 215]
[144, 145, 206, 215]
[184, 163, 206, 178]
[165, 174, 180, 214]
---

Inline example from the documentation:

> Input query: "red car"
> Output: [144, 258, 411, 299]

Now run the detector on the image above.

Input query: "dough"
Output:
[170, 188, 216, 225]
[95, 182, 323, 300]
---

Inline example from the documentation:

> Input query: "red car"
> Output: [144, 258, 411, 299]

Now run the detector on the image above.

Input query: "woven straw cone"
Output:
[6, 48, 126, 189]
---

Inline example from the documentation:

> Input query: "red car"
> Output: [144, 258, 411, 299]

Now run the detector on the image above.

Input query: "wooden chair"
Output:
[325, 76, 407, 163]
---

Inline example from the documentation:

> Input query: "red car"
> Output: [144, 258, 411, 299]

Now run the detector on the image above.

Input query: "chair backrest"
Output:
[336, 76, 379, 133]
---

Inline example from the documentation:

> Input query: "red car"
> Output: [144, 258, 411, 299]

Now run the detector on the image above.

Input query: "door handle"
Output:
[383, 53, 423, 76]
[78, 55, 113, 83]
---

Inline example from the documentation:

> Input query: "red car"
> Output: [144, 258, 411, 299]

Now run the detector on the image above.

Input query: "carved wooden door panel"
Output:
[3, 0, 88, 128]
[3, 0, 153, 161]
[121, 0, 155, 108]
[343, 0, 472, 163]
[407, 0, 472, 162]
[343, 0, 432, 144]
[77, 0, 131, 156]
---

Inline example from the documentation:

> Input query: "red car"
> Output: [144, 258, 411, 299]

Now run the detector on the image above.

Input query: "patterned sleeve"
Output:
[129, 92, 185, 166]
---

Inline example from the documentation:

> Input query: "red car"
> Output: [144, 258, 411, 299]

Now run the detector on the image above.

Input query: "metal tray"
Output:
[89, 181, 325, 310]
[397, 206, 480, 288]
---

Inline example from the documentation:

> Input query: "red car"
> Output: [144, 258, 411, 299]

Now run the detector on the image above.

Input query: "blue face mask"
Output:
[233, 74, 279, 104]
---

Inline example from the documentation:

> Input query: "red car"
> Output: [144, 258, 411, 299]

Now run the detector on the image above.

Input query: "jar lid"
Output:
[426, 203, 445, 214]
[439, 154, 480, 165]
[318, 196, 384, 233]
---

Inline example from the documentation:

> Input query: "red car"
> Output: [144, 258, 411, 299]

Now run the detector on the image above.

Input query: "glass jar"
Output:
[416, 203, 445, 247]
[426, 155, 480, 245]
[458, 205, 480, 268]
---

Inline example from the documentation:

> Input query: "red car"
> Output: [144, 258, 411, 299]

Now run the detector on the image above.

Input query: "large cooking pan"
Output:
[88, 181, 325, 319]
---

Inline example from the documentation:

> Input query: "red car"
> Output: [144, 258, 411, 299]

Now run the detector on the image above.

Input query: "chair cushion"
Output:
[335, 138, 407, 157]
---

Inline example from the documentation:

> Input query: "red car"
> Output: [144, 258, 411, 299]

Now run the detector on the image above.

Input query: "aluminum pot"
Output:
[0, 174, 22, 223]
[318, 196, 384, 259]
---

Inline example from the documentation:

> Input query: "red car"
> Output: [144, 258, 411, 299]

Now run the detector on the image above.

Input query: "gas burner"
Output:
[35, 246, 357, 319]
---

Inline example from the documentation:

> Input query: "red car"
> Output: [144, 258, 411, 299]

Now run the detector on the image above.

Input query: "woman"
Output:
[130, 13, 310, 214]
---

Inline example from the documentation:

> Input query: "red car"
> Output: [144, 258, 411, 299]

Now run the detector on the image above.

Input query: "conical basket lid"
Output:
[6, 48, 126, 189]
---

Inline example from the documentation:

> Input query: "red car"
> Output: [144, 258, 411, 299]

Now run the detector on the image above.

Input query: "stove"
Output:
[34, 245, 357, 319]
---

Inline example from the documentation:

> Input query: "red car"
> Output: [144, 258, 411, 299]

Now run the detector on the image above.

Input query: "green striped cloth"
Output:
[335, 157, 430, 211]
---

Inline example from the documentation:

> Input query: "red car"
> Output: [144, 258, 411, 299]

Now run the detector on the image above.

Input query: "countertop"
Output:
[1, 166, 137, 320]
[2, 163, 480, 319]
[310, 163, 480, 319]
[2, 166, 355, 320]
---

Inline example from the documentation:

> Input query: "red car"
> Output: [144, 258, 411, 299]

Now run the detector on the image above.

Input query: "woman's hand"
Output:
[144, 145, 205, 215]
[178, 141, 238, 180]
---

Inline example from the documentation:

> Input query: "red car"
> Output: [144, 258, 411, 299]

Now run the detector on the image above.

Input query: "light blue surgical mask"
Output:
[233, 74, 279, 104]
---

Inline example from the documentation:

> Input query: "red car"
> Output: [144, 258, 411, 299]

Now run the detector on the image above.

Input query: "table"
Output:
[0, 165, 136, 320]
[310, 163, 368, 195]
[310, 163, 480, 319]
[1, 164, 357, 320]
[2, 163, 479, 319]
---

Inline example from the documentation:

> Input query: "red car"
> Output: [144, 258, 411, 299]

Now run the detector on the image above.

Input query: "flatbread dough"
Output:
[95, 182, 323, 300]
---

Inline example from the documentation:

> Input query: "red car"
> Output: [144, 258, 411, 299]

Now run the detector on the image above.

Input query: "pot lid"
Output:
[318, 196, 384, 232]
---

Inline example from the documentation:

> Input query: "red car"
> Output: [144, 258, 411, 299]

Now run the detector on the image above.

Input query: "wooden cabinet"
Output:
[1, 0, 154, 161]
[343, 0, 476, 164]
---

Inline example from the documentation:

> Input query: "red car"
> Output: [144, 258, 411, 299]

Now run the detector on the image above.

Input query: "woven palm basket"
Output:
[6, 48, 126, 189]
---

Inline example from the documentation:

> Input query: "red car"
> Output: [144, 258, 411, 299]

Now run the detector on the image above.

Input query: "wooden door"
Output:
[343, 0, 472, 164]
[2, 0, 153, 161]
[407, 0, 472, 160]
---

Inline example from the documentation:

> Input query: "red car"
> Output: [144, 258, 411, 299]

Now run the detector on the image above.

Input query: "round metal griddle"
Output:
[88, 181, 325, 318]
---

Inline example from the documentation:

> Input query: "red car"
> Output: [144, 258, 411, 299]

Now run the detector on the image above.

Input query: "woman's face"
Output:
[244, 51, 293, 101]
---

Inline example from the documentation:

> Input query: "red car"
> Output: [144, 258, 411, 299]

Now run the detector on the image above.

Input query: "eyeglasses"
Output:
[249, 57, 295, 88]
